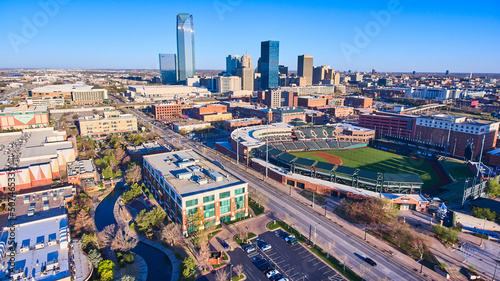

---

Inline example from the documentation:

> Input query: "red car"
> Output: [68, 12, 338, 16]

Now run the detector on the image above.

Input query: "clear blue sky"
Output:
[1, 0, 499, 73]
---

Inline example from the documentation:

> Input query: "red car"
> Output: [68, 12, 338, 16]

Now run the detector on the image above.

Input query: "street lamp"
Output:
[364, 223, 368, 241]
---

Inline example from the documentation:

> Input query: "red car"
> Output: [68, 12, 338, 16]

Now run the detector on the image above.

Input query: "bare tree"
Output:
[197, 242, 211, 270]
[214, 268, 229, 281]
[237, 226, 248, 243]
[161, 223, 183, 246]
[359, 264, 368, 281]
[327, 241, 336, 258]
[340, 254, 348, 271]
[234, 264, 244, 277]
[111, 228, 138, 252]
[98, 224, 117, 247]
[125, 164, 142, 184]
[74, 210, 95, 235]
[249, 188, 268, 207]
[412, 232, 426, 260]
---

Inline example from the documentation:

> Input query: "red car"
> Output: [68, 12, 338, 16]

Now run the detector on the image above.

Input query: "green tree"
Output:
[98, 260, 115, 281]
[135, 206, 166, 232]
[485, 177, 500, 198]
[472, 206, 496, 221]
[122, 183, 144, 202]
[102, 166, 114, 179]
[181, 257, 196, 280]
[87, 249, 103, 268]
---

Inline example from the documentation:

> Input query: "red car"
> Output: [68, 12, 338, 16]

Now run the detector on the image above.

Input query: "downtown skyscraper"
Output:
[260, 40, 279, 90]
[159, 54, 178, 84]
[177, 13, 195, 82]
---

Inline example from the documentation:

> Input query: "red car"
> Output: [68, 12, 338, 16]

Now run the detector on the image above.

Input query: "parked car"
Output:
[258, 240, 272, 251]
[278, 231, 289, 239]
[220, 240, 229, 249]
[284, 235, 295, 242]
[266, 269, 280, 278]
[270, 274, 284, 281]
[288, 237, 299, 245]
[364, 257, 377, 267]
[276, 278, 289, 281]
[242, 244, 256, 253]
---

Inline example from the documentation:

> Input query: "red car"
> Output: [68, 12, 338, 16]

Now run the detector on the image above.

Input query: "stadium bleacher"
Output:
[315, 140, 330, 149]
[294, 142, 307, 150]
[327, 141, 340, 149]
[273, 143, 286, 151]
[312, 128, 326, 138]
[283, 142, 299, 151]
[339, 141, 351, 148]
[301, 129, 314, 139]
[305, 141, 320, 150]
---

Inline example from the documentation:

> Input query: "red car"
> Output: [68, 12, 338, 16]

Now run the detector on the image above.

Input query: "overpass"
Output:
[403, 103, 448, 114]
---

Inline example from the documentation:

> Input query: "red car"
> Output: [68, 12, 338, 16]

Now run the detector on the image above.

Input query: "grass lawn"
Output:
[291, 147, 441, 190]
[248, 198, 265, 216]
[441, 158, 474, 180]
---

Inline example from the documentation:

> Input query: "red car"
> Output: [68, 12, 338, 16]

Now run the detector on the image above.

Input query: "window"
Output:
[235, 196, 245, 210]
[203, 195, 215, 203]
[204, 203, 215, 219]
[219, 191, 230, 199]
[177, 197, 181, 205]
[235, 188, 245, 195]
[186, 199, 198, 207]
[220, 199, 231, 214]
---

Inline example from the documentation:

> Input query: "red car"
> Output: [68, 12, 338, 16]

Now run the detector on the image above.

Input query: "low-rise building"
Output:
[172, 119, 212, 133]
[152, 103, 182, 120]
[193, 104, 233, 122]
[224, 118, 262, 131]
[30, 83, 108, 104]
[272, 107, 306, 123]
[78, 112, 138, 140]
[127, 142, 168, 162]
[143, 150, 249, 234]
[0, 104, 49, 131]
[344, 96, 373, 108]
[67, 159, 97, 186]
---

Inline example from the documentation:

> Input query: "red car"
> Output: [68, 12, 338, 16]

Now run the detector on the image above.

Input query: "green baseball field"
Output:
[290, 147, 442, 190]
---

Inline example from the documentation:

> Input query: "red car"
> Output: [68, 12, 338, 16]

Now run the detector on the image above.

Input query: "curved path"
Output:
[113, 196, 180, 281]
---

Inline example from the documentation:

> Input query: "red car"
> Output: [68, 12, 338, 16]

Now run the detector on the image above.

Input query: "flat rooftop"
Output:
[67, 160, 95, 177]
[1, 106, 48, 113]
[32, 83, 95, 92]
[144, 150, 245, 197]
[230, 122, 294, 147]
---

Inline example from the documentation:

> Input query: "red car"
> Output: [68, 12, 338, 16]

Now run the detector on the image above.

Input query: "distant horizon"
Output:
[1, 0, 499, 72]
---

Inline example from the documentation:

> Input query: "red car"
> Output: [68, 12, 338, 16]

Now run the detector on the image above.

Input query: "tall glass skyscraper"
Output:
[159, 53, 178, 84]
[260, 40, 279, 90]
[177, 13, 195, 82]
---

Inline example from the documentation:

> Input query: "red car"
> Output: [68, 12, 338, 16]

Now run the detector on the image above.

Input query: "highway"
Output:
[123, 100, 429, 281]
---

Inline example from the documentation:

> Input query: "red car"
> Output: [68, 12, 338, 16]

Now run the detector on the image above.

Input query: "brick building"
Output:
[358, 111, 417, 139]
[344, 96, 373, 108]
[152, 103, 182, 120]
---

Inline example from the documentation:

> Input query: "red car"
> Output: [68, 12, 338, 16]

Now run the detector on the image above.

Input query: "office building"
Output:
[143, 150, 249, 234]
[261, 89, 297, 109]
[216, 76, 241, 93]
[177, 13, 196, 82]
[359, 111, 417, 139]
[226, 55, 241, 76]
[237, 53, 254, 91]
[224, 118, 262, 131]
[414, 115, 499, 160]
[279, 65, 288, 76]
[344, 96, 373, 108]
[405, 87, 453, 101]
[159, 54, 178, 84]
[127, 85, 210, 102]
[78, 112, 138, 140]
[272, 107, 306, 123]
[313, 66, 330, 84]
[260, 40, 279, 90]
[152, 103, 182, 120]
[193, 104, 232, 122]
[30, 83, 108, 104]
[297, 55, 313, 85]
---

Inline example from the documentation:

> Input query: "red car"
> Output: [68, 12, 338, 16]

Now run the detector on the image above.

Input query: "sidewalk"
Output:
[253, 174, 446, 281]
[113, 196, 180, 281]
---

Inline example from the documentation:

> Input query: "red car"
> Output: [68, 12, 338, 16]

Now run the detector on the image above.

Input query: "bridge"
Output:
[403, 103, 448, 114]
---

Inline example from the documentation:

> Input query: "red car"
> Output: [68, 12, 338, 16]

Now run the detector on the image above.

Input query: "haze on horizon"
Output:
[0, 0, 499, 73]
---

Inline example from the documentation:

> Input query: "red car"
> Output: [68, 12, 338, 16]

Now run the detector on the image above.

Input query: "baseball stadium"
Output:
[216, 122, 448, 195]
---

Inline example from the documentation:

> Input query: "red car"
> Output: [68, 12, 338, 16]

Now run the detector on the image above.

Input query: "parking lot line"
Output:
[317, 264, 328, 271]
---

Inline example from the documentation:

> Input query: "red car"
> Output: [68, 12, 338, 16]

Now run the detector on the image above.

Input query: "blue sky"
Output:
[0, 0, 499, 73]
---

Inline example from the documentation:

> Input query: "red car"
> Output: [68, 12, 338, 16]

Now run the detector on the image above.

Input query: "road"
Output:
[121, 98, 429, 281]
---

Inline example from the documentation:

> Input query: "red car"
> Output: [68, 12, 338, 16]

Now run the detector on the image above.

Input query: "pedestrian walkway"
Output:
[134, 254, 148, 281]
[113, 196, 180, 281]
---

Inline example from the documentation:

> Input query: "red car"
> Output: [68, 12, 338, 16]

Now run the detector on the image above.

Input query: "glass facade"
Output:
[186, 199, 198, 207]
[204, 203, 215, 219]
[203, 195, 215, 203]
[220, 199, 231, 214]
[261, 40, 279, 90]
[235, 187, 245, 195]
[177, 13, 195, 82]
[159, 53, 178, 84]
[219, 191, 230, 199]
[235, 195, 245, 210]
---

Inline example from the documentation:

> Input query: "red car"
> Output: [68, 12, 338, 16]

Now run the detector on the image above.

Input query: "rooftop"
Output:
[230, 122, 294, 147]
[1, 105, 48, 113]
[67, 160, 95, 177]
[144, 150, 245, 197]
[32, 83, 96, 93]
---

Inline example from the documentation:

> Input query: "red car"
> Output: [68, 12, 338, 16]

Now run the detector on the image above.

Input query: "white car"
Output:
[266, 269, 280, 278]
[284, 235, 295, 242]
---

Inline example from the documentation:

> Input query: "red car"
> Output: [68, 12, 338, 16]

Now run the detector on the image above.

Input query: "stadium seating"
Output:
[305, 141, 320, 150]
[339, 141, 351, 148]
[273, 143, 286, 151]
[312, 128, 326, 138]
[315, 140, 330, 149]
[327, 141, 340, 149]
[283, 142, 299, 151]
[294, 142, 307, 150]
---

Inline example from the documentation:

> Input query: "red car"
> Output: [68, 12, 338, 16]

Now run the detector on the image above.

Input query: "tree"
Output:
[214, 268, 229, 281]
[390, 222, 411, 247]
[111, 228, 138, 252]
[161, 223, 183, 245]
[122, 183, 144, 202]
[234, 264, 244, 277]
[472, 206, 496, 221]
[74, 210, 95, 235]
[186, 208, 204, 233]
[340, 254, 348, 271]
[98, 260, 115, 281]
[412, 232, 426, 260]
[98, 224, 117, 248]
[250, 188, 268, 207]
[181, 257, 196, 279]
[135, 206, 167, 232]
[237, 225, 248, 243]
[486, 176, 500, 198]
[197, 242, 210, 270]
[114, 148, 126, 163]
[102, 165, 114, 179]
[125, 164, 142, 184]
[87, 249, 103, 268]
[327, 241, 336, 258]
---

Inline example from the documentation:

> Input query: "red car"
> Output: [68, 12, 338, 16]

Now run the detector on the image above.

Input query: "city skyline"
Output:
[0, 0, 499, 73]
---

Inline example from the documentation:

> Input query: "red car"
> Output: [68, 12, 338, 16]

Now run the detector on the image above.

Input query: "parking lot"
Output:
[227, 230, 345, 281]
